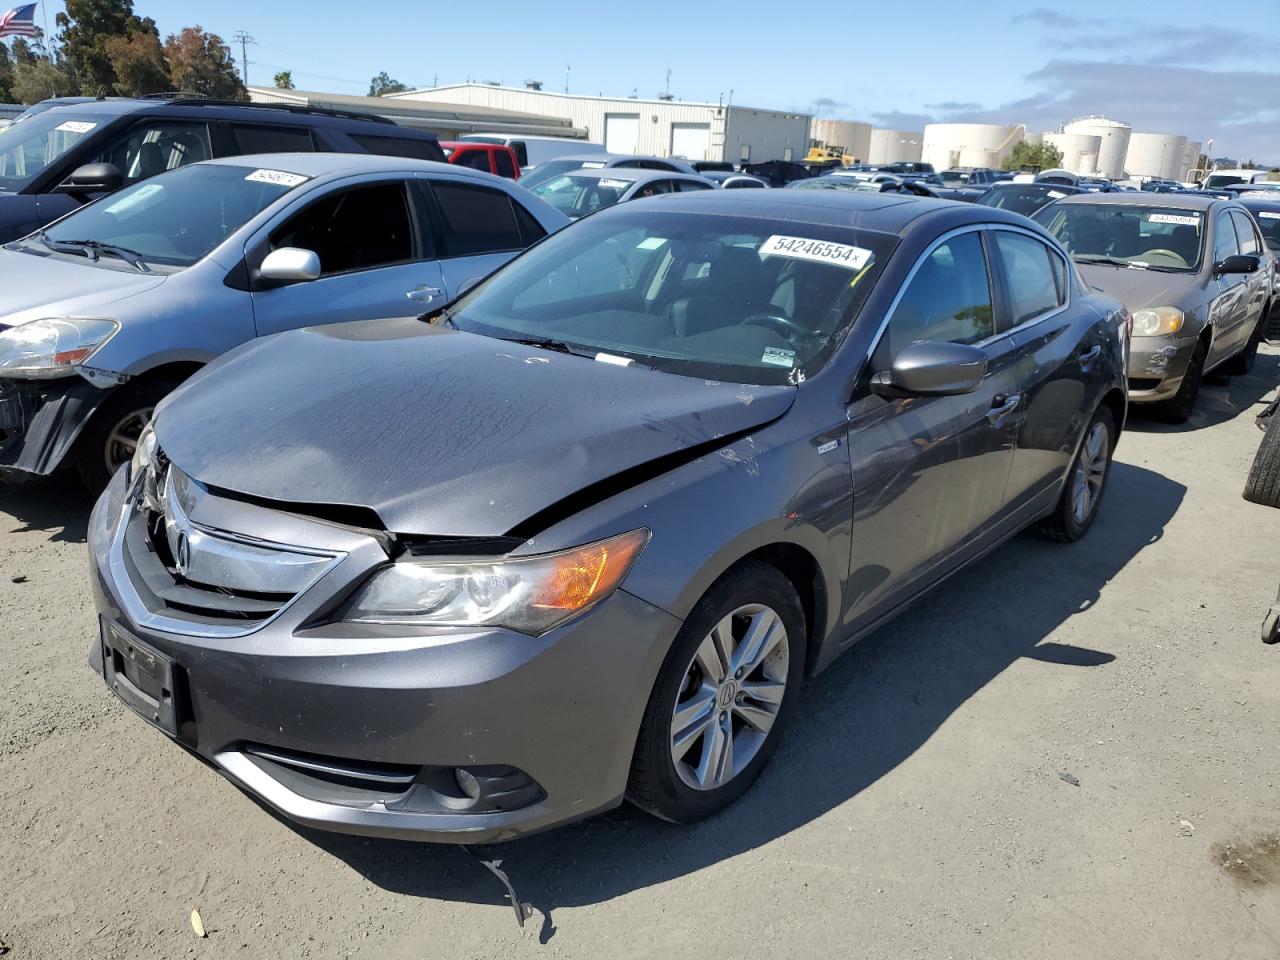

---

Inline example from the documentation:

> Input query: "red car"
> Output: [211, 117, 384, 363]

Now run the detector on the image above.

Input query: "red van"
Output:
[440, 141, 521, 180]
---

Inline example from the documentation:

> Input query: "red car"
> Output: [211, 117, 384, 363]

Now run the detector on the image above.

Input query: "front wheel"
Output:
[1152, 341, 1206, 424]
[1036, 405, 1115, 543]
[73, 379, 179, 490]
[627, 561, 806, 823]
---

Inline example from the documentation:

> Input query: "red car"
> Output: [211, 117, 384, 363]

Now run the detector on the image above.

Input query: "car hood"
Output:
[0, 249, 167, 328]
[1076, 262, 1199, 311]
[158, 318, 797, 537]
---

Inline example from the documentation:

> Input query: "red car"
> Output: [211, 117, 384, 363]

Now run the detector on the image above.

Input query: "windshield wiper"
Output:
[1072, 254, 1145, 270]
[37, 235, 149, 271]
[423, 307, 457, 329]
[500, 335, 588, 357]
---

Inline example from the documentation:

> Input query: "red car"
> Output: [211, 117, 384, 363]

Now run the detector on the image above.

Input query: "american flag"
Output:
[0, 4, 38, 38]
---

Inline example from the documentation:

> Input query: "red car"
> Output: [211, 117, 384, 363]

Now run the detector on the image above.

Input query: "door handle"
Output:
[1077, 344, 1102, 369]
[987, 393, 1020, 425]
[406, 285, 443, 303]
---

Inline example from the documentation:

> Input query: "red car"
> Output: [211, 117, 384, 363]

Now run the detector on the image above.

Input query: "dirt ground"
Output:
[2, 352, 1279, 960]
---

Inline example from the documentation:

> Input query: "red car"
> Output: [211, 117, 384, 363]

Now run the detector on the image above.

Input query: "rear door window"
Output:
[676, 179, 713, 192]
[493, 150, 517, 179]
[270, 181, 415, 276]
[230, 124, 316, 155]
[430, 181, 524, 255]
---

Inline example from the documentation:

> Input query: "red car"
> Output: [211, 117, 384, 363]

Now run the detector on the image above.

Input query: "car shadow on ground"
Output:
[0, 473, 95, 543]
[299, 461, 1186, 937]
[1126, 350, 1279, 434]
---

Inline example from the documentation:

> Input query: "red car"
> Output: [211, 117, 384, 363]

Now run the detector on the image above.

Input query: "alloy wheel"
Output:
[1070, 421, 1109, 525]
[103, 406, 156, 475]
[669, 603, 789, 791]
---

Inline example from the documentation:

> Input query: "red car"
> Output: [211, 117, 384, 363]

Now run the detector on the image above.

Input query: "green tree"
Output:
[104, 29, 168, 96]
[273, 69, 294, 89]
[368, 71, 408, 96]
[1001, 141, 1064, 172]
[10, 38, 36, 66]
[164, 26, 245, 99]
[13, 59, 72, 103]
[0, 44, 13, 103]
[57, 0, 158, 95]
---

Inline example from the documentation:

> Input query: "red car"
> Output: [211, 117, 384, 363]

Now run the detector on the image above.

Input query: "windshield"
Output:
[979, 185, 1067, 216]
[941, 170, 970, 184]
[529, 174, 633, 218]
[446, 208, 896, 385]
[1204, 174, 1247, 189]
[1034, 203, 1205, 272]
[0, 111, 102, 193]
[518, 158, 597, 191]
[788, 177, 860, 190]
[36, 163, 307, 267]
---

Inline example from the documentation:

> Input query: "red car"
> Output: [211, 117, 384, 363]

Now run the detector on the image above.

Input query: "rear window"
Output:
[230, 124, 315, 154]
[431, 181, 524, 255]
[493, 150, 516, 179]
[348, 134, 443, 162]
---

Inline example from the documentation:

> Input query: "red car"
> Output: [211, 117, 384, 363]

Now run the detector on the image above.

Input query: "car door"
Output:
[991, 227, 1108, 513]
[1207, 208, 1248, 365]
[249, 177, 443, 337]
[844, 228, 1021, 625]
[1230, 210, 1269, 336]
[418, 177, 543, 296]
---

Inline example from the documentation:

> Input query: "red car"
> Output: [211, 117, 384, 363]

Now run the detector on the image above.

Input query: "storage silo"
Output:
[1044, 132, 1102, 176]
[1125, 133, 1188, 180]
[1180, 140, 1202, 181]
[921, 123, 1024, 170]
[868, 128, 922, 164]
[1063, 117, 1131, 180]
[810, 119, 872, 163]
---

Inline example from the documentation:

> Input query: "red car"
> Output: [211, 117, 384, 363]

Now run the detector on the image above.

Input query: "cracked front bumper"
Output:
[1126, 336, 1197, 404]
[0, 376, 108, 478]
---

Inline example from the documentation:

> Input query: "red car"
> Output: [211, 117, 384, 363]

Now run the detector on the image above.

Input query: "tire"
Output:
[1036, 404, 1115, 543]
[627, 560, 806, 823]
[73, 378, 178, 491]
[1152, 341, 1206, 424]
[1224, 317, 1264, 376]
[1242, 406, 1280, 508]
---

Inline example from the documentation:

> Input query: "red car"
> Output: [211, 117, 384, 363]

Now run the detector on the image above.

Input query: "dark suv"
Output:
[0, 97, 446, 242]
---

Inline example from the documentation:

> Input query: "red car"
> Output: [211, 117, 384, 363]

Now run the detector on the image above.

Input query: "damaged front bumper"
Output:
[1125, 336, 1197, 404]
[0, 376, 110, 479]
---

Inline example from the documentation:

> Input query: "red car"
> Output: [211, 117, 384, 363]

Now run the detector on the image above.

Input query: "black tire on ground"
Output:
[1152, 341, 1206, 424]
[1036, 404, 1116, 543]
[627, 559, 806, 824]
[1224, 316, 1264, 376]
[1242, 407, 1280, 508]
[73, 378, 180, 491]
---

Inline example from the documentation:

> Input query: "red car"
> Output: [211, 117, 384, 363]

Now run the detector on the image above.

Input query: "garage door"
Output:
[604, 114, 640, 155]
[670, 123, 711, 162]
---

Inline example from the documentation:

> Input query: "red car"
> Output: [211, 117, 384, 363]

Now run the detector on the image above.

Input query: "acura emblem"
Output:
[174, 530, 191, 578]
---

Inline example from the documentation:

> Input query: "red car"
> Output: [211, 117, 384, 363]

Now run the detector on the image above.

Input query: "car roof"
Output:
[30, 97, 422, 132]
[623, 188, 1033, 237]
[1238, 194, 1280, 212]
[202, 152, 463, 179]
[1053, 191, 1222, 211]
[552, 167, 698, 184]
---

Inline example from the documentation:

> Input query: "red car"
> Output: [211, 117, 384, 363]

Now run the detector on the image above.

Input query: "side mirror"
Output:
[1215, 254, 1259, 276]
[56, 162, 123, 196]
[260, 247, 321, 283]
[870, 341, 988, 398]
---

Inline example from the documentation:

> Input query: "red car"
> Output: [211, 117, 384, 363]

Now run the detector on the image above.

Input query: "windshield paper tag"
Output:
[55, 120, 97, 134]
[637, 236, 668, 249]
[1147, 213, 1200, 226]
[1047, 190, 1067, 198]
[761, 347, 795, 368]
[1260, 212, 1280, 220]
[245, 169, 309, 188]
[760, 235, 872, 270]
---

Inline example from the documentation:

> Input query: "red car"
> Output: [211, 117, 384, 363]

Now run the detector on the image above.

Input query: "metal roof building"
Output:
[385, 82, 810, 164]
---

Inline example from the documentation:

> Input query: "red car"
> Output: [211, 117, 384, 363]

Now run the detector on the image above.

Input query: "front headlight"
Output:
[344, 528, 650, 635]
[129, 420, 158, 480]
[0, 318, 119, 379]
[1132, 306, 1185, 337]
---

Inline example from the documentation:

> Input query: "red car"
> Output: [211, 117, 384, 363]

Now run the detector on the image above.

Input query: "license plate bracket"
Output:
[101, 619, 180, 736]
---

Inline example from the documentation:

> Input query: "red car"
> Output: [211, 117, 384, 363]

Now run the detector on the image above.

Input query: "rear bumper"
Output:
[0, 376, 107, 478]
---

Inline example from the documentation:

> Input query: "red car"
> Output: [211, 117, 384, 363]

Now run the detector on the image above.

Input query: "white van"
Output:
[459, 133, 605, 171]
[1204, 168, 1275, 190]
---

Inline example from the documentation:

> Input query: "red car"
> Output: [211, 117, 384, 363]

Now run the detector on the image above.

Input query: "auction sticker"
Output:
[56, 120, 97, 134]
[245, 169, 309, 188]
[1259, 212, 1280, 220]
[1147, 213, 1200, 226]
[760, 235, 872, 270]
[1048, 190, 1067, 198]
[761, 346, 796, 368]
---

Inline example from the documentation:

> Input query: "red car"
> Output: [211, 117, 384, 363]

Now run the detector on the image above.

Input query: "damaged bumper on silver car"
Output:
[0, 377, 110, 479]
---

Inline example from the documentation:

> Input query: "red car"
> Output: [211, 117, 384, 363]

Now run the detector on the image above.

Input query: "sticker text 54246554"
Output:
[760, 235, 873, 271]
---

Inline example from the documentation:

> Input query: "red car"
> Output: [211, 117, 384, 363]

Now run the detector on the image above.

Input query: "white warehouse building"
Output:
[810, 119, 872, 163]
[388, 83, 810, 164]
[1125, 132, 1188, 181]
[921, 123, 1024, 171]
[1043, 132, 1102, 176]
[868, 128, 923, 164]
[1062, 117, 1131, 180]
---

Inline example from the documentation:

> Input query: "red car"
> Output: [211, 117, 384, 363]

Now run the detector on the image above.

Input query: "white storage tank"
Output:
[1180, 140, 1202, 181]
[921, 122, 1024, 170]
[1063, 117, 1131, 180]
[1024, 131, 1045, 147]
[810, 119, 872, 163]
[1044, 132, 1102, 176]
[868, 128, 922, 164]
[1125, 133, 1188, 181]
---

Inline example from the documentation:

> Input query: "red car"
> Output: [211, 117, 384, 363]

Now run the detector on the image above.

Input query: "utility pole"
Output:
[564, 63, 569, 94]
[232, 31, 255, 88]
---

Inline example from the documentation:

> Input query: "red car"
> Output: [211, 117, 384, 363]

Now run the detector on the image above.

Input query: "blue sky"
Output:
[34, 0, 1280, 161]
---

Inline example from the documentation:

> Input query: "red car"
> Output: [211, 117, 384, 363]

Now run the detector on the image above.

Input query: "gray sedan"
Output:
[527, 168, 715, 218]
[1034, 192, 1273, 422]
[517, 152, 700, 191]
[89, 191, 1127, 843]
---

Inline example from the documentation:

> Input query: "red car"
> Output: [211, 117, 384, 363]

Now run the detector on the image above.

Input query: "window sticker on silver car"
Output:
[761, 346, 796, 368]
[760, 235, 872, 270]
[1148, 213, 1201, 226]
[245, 169, 309, 188]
